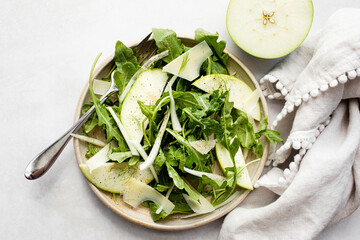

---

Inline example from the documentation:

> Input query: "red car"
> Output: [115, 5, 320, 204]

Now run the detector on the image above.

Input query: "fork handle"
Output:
[24, 89, 115, 180]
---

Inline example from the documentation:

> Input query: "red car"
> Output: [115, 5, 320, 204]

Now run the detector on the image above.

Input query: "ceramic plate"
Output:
[73, 37, 269, 230]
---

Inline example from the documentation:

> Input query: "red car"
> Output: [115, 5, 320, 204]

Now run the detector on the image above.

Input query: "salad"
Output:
[75, 28, 283, 221]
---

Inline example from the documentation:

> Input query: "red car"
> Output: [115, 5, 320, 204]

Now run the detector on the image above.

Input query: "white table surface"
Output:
[2, 0, 360, 239]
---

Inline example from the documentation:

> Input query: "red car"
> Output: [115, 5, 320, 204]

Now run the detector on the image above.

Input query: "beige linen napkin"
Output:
[219, 8, 360, 239]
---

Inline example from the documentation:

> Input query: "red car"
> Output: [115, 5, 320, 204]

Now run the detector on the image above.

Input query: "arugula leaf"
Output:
[149, 192, 192, 221]
[113, 41, 140, 97]
[138, 96, 170, 144]
[257, 129, 284, 145]
[165, 162, 199, 200]
[85, 143, 99, 158]
[154, 148, 166, 167]
[168, 192, 193, 213]
[84, 114, 98, 133]
[202, 57, 227, 75]
[258, 116, 269, 132]
[183, 108, 223, 136]
[81, 103, 92, 114]
[88, 53, 128, 150]
[137, 100, 156, 120]
[233, 116, 256, 149]
[201, 175, 227, 188]
[173, 91, 210, 110]
[154, 184, 170, 192]
[166, 128, 207, 171]
[255, 116, 284, 144]
[149, 202, 168, 221]
[175, 78, 188, 91]
[128, 156, 140, 166]
[213, 92, 238, 206]
[82, 104, 99, 133]
[164, 145, 186, 167]
[112, 64, 137, 95]
[108, 151, 132, 163]
[114, 40, 138, 68]
[195, 28, 229, 73]
[218, 95, 235, 147]
[152, 28, 184, 63]
[254, 141, 264, 157]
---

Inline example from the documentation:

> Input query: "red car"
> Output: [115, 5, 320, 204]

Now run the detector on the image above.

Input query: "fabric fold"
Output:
[220, 8, 360, 240]
[257, 9, 360, 192]
[219, 100, 360, 240]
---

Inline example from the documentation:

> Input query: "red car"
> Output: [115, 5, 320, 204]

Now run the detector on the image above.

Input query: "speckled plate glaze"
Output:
[73, 36, 269, 231]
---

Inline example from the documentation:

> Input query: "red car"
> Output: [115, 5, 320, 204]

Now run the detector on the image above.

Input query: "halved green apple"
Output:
[226, 0, 313, 59]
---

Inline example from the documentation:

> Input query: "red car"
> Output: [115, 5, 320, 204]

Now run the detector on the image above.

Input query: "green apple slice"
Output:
[120, 69, 168, 143]
[162, 41, 213, 81]
[192, 74, 261, 121]
[215, 143, 253, 190]
[79, 162, 153, 193]
[80, 163, 174, 214]
[226, 0, 313, 59]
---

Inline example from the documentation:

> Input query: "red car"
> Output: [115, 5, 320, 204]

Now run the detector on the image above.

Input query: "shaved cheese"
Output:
[189, 139, 216, 154]
[156, 184, 174, 214]
[93, 79, 111, 95]
[163, 41, 212, 81]
[86, 143, 111, 173]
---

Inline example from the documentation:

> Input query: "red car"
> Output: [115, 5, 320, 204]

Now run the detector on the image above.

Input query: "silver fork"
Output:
[24, 33, 157, 180]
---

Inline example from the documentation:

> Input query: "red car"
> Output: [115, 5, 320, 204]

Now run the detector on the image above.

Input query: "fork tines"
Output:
[135, 33, 158, 65]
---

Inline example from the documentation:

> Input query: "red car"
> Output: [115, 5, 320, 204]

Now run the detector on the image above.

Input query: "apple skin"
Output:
[226, 0, 314, 59]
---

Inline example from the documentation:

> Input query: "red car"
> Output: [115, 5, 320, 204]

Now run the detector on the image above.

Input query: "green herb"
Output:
[213, 92, 239, 206]
[256, 117, 284, 144]
[179, 52, 190, 74]
[113, 193, 118, 204]
[113, 41, 140, 96]
[88, 53, 128, 150]
[128, 156, 140, 166]
[152, 28, 184, 63]
[108, 151, 132, 163]
[165, 162, 199, 200]
[154, 148, 166, 167]
[85, 143, 99, 158]
[195, 28, 229, 74]
[166, 129, 206, 171]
